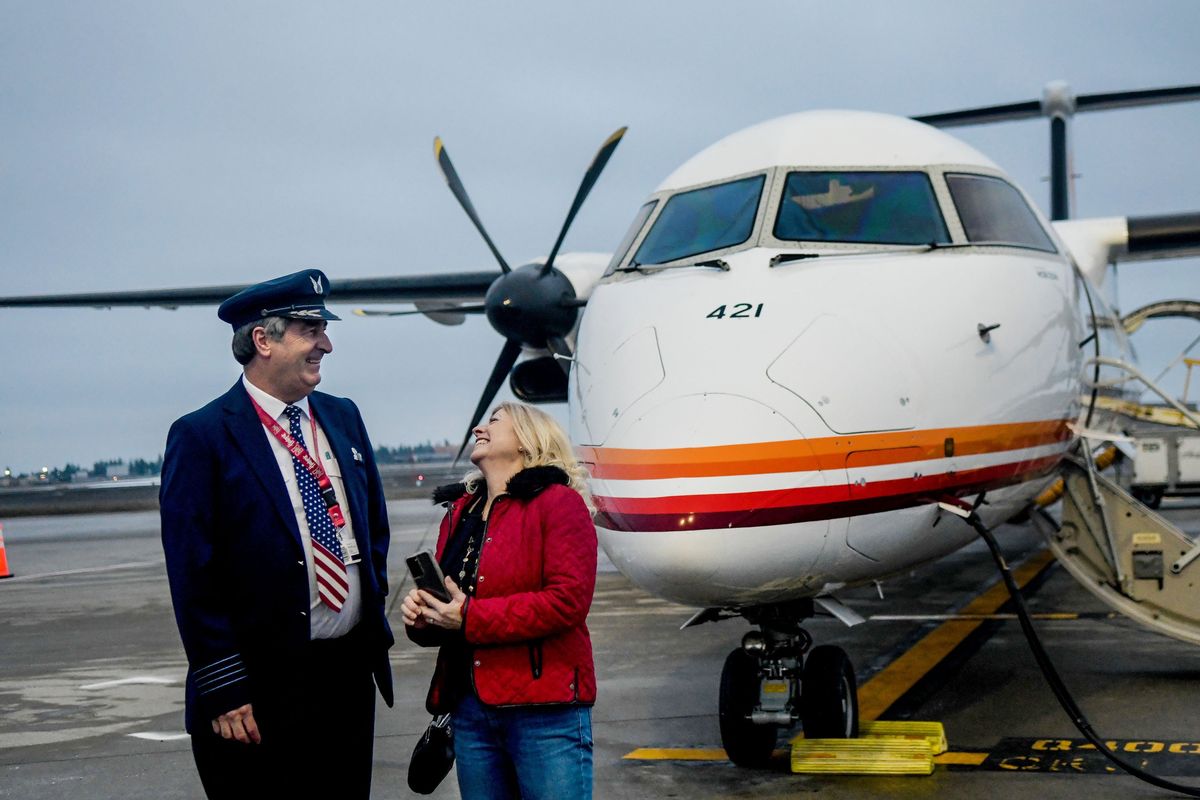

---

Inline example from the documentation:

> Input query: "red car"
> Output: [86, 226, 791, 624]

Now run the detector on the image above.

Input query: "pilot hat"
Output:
[217, 269, 341, 330]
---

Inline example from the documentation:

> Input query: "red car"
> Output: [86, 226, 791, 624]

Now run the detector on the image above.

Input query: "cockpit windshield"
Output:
[632, 174, 766, 265]
[774, 171, 949, 245]
[606, 200, 657, 273]
[945, 173, 1056, 252]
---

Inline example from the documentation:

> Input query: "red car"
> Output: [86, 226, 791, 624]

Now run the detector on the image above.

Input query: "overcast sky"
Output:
[2, 1, 1199, 473]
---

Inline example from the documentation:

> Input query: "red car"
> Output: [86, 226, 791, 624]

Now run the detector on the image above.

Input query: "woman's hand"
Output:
[401, 588, 430, 628]
[418, 577, 468, 630]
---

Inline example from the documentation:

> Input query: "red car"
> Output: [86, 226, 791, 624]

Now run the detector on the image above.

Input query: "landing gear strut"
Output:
[716, 602, 859, 767]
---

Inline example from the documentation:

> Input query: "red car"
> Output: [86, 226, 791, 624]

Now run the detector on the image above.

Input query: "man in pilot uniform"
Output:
[160, 269, 393, 799]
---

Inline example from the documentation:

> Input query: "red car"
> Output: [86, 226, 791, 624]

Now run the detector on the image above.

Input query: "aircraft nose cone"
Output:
[584, 393, 835, 606]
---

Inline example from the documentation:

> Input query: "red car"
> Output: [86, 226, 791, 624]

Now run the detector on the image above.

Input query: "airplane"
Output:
[5, 80, 1200, 768]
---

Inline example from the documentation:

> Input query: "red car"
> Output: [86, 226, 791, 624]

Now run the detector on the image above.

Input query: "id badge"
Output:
[338, 526, 362, 565]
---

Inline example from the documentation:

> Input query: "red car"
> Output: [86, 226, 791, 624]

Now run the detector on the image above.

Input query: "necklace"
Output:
[458, 494, 486, 586]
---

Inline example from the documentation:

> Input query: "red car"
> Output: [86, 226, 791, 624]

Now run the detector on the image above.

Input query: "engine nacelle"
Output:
[509, 355, 568, 403]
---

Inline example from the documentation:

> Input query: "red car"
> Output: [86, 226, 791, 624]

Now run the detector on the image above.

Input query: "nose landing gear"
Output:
[717, 603, 859, 768]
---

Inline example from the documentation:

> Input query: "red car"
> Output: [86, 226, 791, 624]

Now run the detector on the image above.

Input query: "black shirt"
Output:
[440, 491, 485, 596]
[437, 490, 487, 706]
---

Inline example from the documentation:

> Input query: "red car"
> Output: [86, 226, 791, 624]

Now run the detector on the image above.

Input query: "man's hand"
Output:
[211, 704, 261, 744]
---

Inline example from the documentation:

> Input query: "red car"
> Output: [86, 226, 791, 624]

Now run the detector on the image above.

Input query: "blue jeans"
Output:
[452, 693, 593, 800]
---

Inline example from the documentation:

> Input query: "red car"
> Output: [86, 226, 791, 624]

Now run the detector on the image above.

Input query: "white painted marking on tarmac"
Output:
[870, 614, 999, 621]
[869, 613, 1079, 621]
[1, 561, 157, 582]
[127, 731, 190, 742]
[590, 608, 691, 617]
[81, 676, 176, 690]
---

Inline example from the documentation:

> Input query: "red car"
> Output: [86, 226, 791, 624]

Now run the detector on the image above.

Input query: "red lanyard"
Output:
[247, 392, 347, 529]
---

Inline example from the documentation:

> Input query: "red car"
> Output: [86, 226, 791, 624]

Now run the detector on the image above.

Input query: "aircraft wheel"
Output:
[718, 648, 777, 768]
[800, 645, 859, 739]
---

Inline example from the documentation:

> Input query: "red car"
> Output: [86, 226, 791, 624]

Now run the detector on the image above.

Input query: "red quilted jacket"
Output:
[410, 466, 598, 712]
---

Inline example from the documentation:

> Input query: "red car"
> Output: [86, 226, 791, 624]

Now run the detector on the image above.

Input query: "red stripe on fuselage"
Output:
[593, 453, 1061, 532]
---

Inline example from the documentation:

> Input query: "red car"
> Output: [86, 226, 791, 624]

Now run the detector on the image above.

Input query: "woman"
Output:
[402, 401, 597, 799]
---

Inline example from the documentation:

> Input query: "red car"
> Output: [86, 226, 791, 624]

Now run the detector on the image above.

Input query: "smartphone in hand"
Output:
[406, 549, 452, 604]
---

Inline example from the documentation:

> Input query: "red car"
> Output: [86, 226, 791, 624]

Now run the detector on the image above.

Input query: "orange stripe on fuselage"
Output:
[579, 419, 1071, 481]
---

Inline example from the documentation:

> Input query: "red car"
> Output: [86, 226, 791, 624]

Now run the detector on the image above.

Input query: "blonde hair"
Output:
[463, 401, 593, 513]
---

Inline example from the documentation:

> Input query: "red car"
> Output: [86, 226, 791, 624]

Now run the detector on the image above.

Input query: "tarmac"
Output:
[2, 494, 1200, 799]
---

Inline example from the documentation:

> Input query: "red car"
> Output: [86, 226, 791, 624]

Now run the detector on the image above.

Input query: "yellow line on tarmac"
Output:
[623, 747, 991, 764]
[623, 748, 729, 761]
[934, 752, 988, 766]
[853, 548, 1057, 723]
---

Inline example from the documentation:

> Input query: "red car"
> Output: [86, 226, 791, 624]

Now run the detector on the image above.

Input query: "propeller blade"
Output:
[434, 137, 512, 274]
[453, 338, 523, 465]
[1076, 84, 1200, 113]
[914, 83, 1200, 128]
[541, 127, 628, 277]
[913, 100, 1041, 128]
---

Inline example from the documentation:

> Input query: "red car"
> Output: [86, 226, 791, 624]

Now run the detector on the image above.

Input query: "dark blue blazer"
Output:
[160, 380, 394, 733]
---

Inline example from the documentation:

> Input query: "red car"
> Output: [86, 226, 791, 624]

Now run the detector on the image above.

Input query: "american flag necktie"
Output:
[284, 405, 348, 611]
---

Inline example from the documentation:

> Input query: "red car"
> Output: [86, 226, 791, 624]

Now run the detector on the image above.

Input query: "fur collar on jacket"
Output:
[432, 465, 570, 505]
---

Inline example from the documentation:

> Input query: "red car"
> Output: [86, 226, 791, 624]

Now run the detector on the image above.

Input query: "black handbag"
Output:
[408, 713, 455, 794]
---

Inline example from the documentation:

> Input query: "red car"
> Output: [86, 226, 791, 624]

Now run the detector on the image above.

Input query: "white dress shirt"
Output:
[242, 375, 362, 639]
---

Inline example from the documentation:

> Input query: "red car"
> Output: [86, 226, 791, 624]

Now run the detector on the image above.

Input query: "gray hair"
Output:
[231, 316, 289, 365]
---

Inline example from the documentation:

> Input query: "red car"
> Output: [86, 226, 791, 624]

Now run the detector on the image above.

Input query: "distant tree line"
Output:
[90, 457, 163, 477]
[5, 457, 163, 483]
[373, 441, 452, 464]
[7, 443, 449, 485]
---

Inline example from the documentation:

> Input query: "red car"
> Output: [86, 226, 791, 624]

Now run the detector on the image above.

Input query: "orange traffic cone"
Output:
[0, 523, 13, 579]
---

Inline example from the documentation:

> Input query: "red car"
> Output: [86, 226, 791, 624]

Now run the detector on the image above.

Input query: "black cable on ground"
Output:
[960, 505, 1200, 797]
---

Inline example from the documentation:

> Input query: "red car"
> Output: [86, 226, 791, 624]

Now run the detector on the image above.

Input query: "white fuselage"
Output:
[554, 110, 1136, 609]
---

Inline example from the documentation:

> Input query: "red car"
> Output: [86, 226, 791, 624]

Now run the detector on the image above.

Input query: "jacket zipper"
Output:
[474, 495, 546, 682]
[528, 641, 543, 680]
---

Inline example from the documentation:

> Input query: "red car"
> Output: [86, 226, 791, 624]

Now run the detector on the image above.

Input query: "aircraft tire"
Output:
[718, 648, 777, 768]
[800, 645, 859, 739]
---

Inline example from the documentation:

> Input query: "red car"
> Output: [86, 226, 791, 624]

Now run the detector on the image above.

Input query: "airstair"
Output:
[1032, 452, 1200, 646]
[1029, 350, 1200, 646]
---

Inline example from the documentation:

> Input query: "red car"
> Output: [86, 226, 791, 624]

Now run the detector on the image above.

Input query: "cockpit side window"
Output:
[632, 174, 766, 265]
[773, 171, 949, 245]
[605, 200, 657, 274]
[946, 173, 1057, 252]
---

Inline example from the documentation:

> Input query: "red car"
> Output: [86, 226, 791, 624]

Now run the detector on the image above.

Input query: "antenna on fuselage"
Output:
[914, 81, 1200, 221]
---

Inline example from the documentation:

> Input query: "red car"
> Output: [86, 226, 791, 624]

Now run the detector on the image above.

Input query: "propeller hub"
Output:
[484, 263, 578, 346]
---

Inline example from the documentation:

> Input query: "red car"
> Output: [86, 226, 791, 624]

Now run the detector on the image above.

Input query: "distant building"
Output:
[98, 462, 130, 478]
